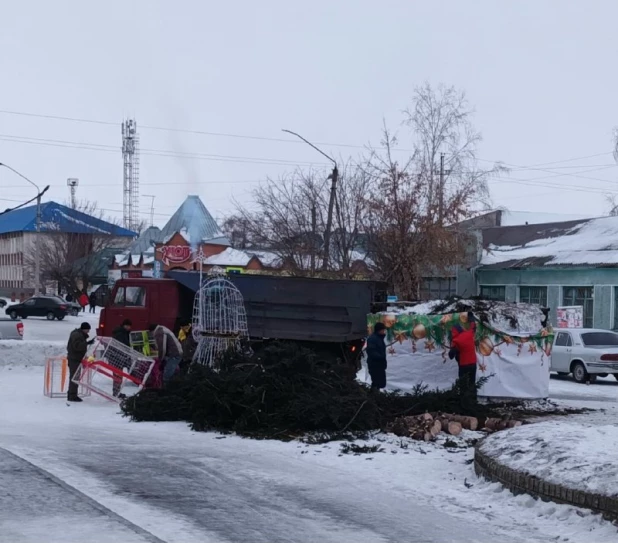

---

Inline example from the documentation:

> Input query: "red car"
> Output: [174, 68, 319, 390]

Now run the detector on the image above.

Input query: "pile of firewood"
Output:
[386, 412, 522, 441]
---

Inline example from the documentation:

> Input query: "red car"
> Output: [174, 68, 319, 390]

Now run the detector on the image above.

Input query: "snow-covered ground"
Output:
[1, 365, 617, 541]
[480, 419, 618, 500]
[2, 315, 618, 541]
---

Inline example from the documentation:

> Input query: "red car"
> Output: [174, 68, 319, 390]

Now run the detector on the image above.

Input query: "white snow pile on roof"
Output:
[385, 299, 547, 336]
[500, 210, 595, 226]
[54, 210, 113, 235]
[249, 250, 282, 267]
[205, 247, 253, 266]
[479, 421, 618, 499]
[114, 254, 129, 266]
[483, 216, 618, 267]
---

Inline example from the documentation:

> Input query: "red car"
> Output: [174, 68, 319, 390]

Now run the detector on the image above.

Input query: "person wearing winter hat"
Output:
[66, 322, 94, 402]
[366, 322, 388, 391]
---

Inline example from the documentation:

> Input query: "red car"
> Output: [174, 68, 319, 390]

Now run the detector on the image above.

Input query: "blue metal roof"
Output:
[159, 195, 229, 246]
[0, 201, 136, 236]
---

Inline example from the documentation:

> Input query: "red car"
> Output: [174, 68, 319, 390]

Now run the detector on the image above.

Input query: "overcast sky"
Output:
[1, 0, 617, 228]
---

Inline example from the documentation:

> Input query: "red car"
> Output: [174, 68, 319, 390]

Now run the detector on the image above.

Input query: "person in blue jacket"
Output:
[366, 322, 387, 391]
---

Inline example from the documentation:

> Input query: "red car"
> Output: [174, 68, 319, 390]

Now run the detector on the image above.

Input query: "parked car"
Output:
[44, 295, 81, 316]
[5, 296, 69, 321]
[551, 328, 618, 383]
[0, 318, 23, 340]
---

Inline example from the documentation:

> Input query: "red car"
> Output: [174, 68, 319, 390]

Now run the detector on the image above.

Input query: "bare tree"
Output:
[606, 194, 618, 216]
[221, 215, 253, 250]
[364, 84, 501, 299]
[229, 163, 371, 276]
[25, 200, 132, 296]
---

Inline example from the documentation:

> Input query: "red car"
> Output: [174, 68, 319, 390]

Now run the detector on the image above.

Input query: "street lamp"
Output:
[0, 163, 49, 295]
[281, 129, 338, 271]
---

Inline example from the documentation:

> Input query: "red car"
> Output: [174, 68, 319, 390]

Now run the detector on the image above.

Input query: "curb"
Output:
[474, 442, 618, 522]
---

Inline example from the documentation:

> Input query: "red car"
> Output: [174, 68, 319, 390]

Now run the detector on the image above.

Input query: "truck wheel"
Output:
[9, 311, 17, 320]
[57, 315, 65, 321]
[46, 312, 56, 321]
[572, 362, 591, 384]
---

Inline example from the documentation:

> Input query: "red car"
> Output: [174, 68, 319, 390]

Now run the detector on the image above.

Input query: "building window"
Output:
[519, 286, 548, 307]
[479, 285, 506, 301]
[419, 277, 456, 301]
[563, 287, 593, 328]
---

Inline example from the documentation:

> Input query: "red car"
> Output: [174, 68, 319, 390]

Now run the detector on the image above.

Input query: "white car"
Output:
[551, 328, 618, 383]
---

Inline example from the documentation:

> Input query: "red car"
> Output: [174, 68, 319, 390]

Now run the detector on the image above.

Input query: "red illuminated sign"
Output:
[158, 245, 193, 266]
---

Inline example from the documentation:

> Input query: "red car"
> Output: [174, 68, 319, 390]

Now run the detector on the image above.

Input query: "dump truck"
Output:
[97, 271, 387, 364]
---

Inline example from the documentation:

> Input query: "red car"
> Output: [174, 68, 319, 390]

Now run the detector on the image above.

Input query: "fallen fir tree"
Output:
[122, 342, 499, 440]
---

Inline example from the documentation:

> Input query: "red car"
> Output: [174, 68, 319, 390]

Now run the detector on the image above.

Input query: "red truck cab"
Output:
[98, 279, 181, 336]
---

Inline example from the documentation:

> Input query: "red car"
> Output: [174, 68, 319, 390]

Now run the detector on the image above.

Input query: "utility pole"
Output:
[67, 178, 78, 208]
[310, 205, 317, 276]
[437, 153, 451, 225]
[0, 163, 49, 295]
[144, 194, 156, 227]
[282, 129, 337, 271]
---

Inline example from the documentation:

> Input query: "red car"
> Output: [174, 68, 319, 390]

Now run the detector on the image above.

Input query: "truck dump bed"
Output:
[167, 271, 386, 343]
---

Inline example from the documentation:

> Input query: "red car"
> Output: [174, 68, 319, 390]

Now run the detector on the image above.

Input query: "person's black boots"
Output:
[67, 396, 83, 402]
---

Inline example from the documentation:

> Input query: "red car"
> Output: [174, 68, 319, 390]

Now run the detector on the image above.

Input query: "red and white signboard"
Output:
[556, 306, 584, 328]
[158, 245, 193, 266]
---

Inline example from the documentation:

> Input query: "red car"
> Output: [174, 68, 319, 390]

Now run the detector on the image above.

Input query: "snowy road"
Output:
[0, 448, 157, 543]
[1, 368, 616, 543]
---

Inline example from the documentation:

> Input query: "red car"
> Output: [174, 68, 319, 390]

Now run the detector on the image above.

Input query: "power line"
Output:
[1, 108, 615, 168]
[0, 134, 330, 167]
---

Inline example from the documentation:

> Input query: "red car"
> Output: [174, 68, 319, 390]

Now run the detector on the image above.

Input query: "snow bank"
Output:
[480, 421, 618, 498]
[0, 340, 65, 367]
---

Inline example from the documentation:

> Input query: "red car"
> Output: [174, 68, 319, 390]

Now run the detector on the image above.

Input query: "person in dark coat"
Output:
[112, 319, 132, 347]
[449, 312, 478, 401]
[366, 322, 388, 391]
[66, 322, 94, 402]
[65, 293, 73, 303]
[88, 292, 97, 314]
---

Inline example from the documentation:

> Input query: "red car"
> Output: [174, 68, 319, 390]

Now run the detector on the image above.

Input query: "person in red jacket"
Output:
[449, 312, 478, 400]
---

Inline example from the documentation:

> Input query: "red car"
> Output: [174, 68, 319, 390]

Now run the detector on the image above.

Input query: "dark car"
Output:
[6, 296, 69, 321]
[45, 295, 81, 316]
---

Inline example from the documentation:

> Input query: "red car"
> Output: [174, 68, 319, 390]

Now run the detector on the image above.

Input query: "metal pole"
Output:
[322, 165, 338, 271]
[281, 129, 338, 272]
[0, 163, 46, 295]
[35, 193, 41, 294]
[439, 153, 444, 224]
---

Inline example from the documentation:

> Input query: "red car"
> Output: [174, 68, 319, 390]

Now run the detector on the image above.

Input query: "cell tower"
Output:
[67, 178, 78, 208]
[121, 119, 140, 231]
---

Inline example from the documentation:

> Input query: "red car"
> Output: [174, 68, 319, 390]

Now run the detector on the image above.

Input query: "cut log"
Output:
[447, 414, 479, 431]
[446, 421, 462, 436]
[419, 413, 434, 422]
[440, 418, 451, 432]
[423, 432, 433, 442]
[430, 420, 442, 437]
[506, 420, 523, 428]
[484, 418, 501, 431]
